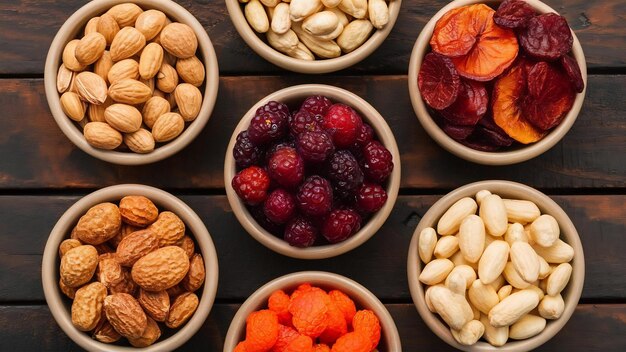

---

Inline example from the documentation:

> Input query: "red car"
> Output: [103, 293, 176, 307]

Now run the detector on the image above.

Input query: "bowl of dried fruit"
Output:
[225, 0, 402, 74]
[407, 180, 584, 351]
[408, 0, 587, 165]
[224, 84, 401, 259]
[223, 271, 402, 351]
[42, 184, 219, 351]
[44, 1, 219, 165]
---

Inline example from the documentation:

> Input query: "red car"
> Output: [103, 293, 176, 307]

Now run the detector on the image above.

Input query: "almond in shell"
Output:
[110, 27, 146, 61]
[131, 246, 190, 291]
[107, 59, 139, 84]
[104, 293, 148, 339]
[84, 17, 100, 36]
[60, 245, 98, 287]
[177, 236, 195, 258]
[124, 128, 156, 154]
[160, 23, 198, 59]
[93, 51, 114, 83]
[71, 282, 107, 331]
[109, 269, 138, 296]
[60, 92, 86, 121]
[129, 316, 161, 347]
[142, 96, 170, 128]
[59, 239, 82, 257]
[166, 292, 199, 328]
[104, 103, 142, 133]
[97, 256, 124, 288]
[181, 253, 205, 292]
[57, 64, 74, 93]
[151, 112, 184, 142]
[75, 71, 108, 105]
[138, 289, 170, 322]
[106, 3, 143, 27]
[75, 32, 107, 65]
[139, 42, 164, 79]
[116, 229, 159, 267]
[74, 202, 122, 245]
[108, 78, 152, 104]
[147, 211, 186, 247]
[156, 62, 179, 93]
[97, 13, 120, 45]
[174, 83, 202, 121]
[135, 9, 167, 41]
[59, 278, 77, 299]
[119, 195, 159, 226]
[176, 56, 205, 87]
[62, 39, 87, 71]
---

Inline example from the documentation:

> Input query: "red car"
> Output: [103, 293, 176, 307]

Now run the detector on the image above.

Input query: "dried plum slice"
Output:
[560, 54, 585, 93]
[418, 52, 461, 110]
[440, 80, 488, 126]
[459, 136, 501, 152]
[442, 122, 475, 140]
[478, 115, 515, 147]
[494, 0, 538, 29]
[520, 13, 573, 61]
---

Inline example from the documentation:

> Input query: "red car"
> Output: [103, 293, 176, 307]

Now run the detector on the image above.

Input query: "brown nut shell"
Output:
[115, 229, 159, 267]
[147, 211, 185, 247]
[128, 316, 161, 347]
[71, 282, 107, 331]
[166, 292, 199, 328]
[74, 202, 122, 245]
[119, 195, 159, 227]
[181, 253, 205, 292]
[138, 289, 170, 322]
[60, 245, 98, 287]
[131, 246, 189, 291]
[104, 293, 148, 339]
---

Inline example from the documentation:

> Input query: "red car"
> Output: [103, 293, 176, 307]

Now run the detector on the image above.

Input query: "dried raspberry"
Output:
[268, 147, 305, 189]
[264, 189, 296, 225]
[326, 150, 363, 198]
[440, 79, 488, 126]
[269, 290, 293, 326]
[356, 183, 388, 214]
[248, 111, 288, 145]
[290, 109, 322, 136]
[251, 205, 284, 236]
[323, 104, 364, 148]
[289, 288, 330, 338]
[352, 310, 381, 351]
[271, 325, 299, 352]
[283, 335, 314, 352]
[560, 54, 585, 93]
[296, 176, 333, 218]
[355, 123, 374, 146]
[330, 332, 371, 352]
[232, 166, 271, 206]
[523, 61, 575, 130]
[233, 130, 264, 168]
[296, 131, 335, 163]
[300, 95, 333, 118]
[318, 302, 348, 345]
[361, 141, 394, 183]
[265, 139, 296, 164]
[418, 52, 461, 110]
[314, 344, 331, 352]
[284, 217, 318, 248]
[328, 290, 356, 324]
[322, 208, 361, 244]
[520, 13, 573, 61]
[234, 341, 249, 352]
[494, 0, 537, 29]
[257, 100, 290, 119]
[245, 310, 279, 352]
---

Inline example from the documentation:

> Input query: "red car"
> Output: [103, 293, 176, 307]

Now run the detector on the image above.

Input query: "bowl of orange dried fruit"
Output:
[223, 271, 402, 352]
[408, 0, 586, 165]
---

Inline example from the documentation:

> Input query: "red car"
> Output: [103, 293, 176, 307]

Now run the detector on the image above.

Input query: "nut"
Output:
[480, 314, 508, 347]
[434, 235, 459, 259]
[60, 245, 99, 287]
[59, 278, 77, 299]
[139, 42, 164, 80]
[142, 96, 171, 128]
[505, 222, 528, 245]
[57, 64, 74, 93]
[138, 289, 170, 322]
[497, 284, 513, 301]
[131, 246, 190, 291]
[503, 199, 541, 224]
[181, 253, 205, 292]
[129, 316, 161, 347]
[108, 78, 153, 104]
[174, 83, 202, 121]
[84, 17, 100, 36]
[115, 229, 159, 267]
[452, 319, 485, 346]
[147, 211, 186, 246]
[510, 241, 540, 283]
[489, 289, 540, 328]
[97, 13, 120, 46]
[106, 3, 143, 27]
[177, 236, 195, 258]
[104, 293, 148, 339]
[119, 195, 159, 227]
[97, 255, 124, 288]
[538, 294, 564, 319]
[62, 39, 87, 71]
[110, 27, 146, 61]
[429, 285, 474, 330]
[59, 239, 82, 257]
[271, 3, 291, 34]
[509, 314, 546, 340]
[478, 240, 509, 285]
[92, 315, 122, 343]
[458, 215, 485, 263]
[165, 292, 199, 328]
[290, 0, 324, 22]
[532, 239, 574, 264]
[71, 282, 107, 331]
[151, 112, 185, 142]
[135, 9, 167, 41]
[75, 72, 108, 105]
[303, 11, 340, 36]
[84, 122, 123, 150]
[124, 128, 156, 154]
[480, 194, 508, 237]
[292, 22, 341, 58]
[437, 197, 477, 236]
[529, 214, 560, 248]
[546, 263, 572, 296]
[468, 279, 499, 315]
[60, 92, 86, 122]
[74, 202, 121, 245]
[160, 23, 198, 59]
[419, 258, 454, 286]
[445, 265, 476, 290]
[176, 56, 205, 87]
[109, 269, 138, 296]
[418, 227, 437, 264]
[75, 32, 107, 66]
[107, 59, 140, 84]
[93, 51, 114, 83]
[104, 104, 142, 133]
[503, 261, 532, 289]
[368, 0, 390, 29]
[245, 0, 270, 33]
[156, 62, 179, 93]
[337, 19, 373, 53]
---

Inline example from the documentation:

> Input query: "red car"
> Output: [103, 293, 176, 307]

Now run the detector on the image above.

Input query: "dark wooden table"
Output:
[1, 0, 625, 351]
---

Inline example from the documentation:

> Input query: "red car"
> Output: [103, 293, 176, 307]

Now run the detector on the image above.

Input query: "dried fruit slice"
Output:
[440, 80, 488, 126]
[523, 61, 575, 130]
[560, 55, 585, 93]
[520, 13, 573, 61]
[492, 61, 545, 143]
[442, 122, 475, 140]
[494, 0, 537, 29]
[430, 4, 495, 57]
[477, 115, 515, 147]
[418, 52, 461, 110]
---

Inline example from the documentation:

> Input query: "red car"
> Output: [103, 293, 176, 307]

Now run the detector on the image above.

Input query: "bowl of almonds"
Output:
[41, 184, 219, 351]
[225, 0, 402, 73]
[44, 1, 219, 165]
[407, 180, 584, 351]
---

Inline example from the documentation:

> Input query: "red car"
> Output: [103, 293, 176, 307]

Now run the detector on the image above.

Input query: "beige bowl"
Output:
[44, 0, 219, 165]
[224, 84, 401, 259]
[223, 271, 402, 351]
[41, 184, 219, 352]
[407, 180, 585, 351]
[408, 0, 587, 165]
[225, 0, 402, 74]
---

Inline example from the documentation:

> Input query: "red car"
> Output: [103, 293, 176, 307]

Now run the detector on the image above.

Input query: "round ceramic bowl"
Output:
[42, 184, 219, 352]
[44, 0, 219, 165]
[224, 84, 401, 259]
[407, 180, 585, 351]
[223, 271, 402, 351]
[225, 0, 402, 74]
[408, 0, 587, 165]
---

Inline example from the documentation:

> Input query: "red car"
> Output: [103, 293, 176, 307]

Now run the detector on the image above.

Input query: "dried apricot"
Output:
[314, 344, 331, 352]
[234, 341, 249, 352]
[522, 61, 575, 130]
[351, 310, 381, 351]
[245, 310, 279, 352]
[494, 0, 537, 28]
[560, 54, 585, 93]
[430, 4, 495, 57]
[269, 289, 293, 326]
[440, 80, 488, 126]
[418, 52, 460, 110]
[330, 332, 371, 352]
[289, 288, 330, 338]
[520, 13, 573, 61]
[271, 325, 300, 352]
[283, 335, 314, 352]
[492, 60, 545, 143]
[318, 302, 348, 345]
[290, 283, 313, 302]
[328, 290, 356, 325]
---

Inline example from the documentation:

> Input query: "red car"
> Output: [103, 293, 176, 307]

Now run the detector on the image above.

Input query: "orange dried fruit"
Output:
[271, 325, 300, 352]
[492, 60, 545, 144]
[318, 301, 348, 345]
[290, 283, 313, 302]
[269, 289, 293, 326]
[234, 341, 249, 352]
[245, 309, 279, 352]
[289, 288, 330, 338]
[351, 310, 381, 351]
[330, 331, 371, 352]
[283, 335, 314, 352]
[418, 52, 461, 110]
[328, 290, 356, 325]
[431, 4, 496, 57]
[314, 344, 331, 352]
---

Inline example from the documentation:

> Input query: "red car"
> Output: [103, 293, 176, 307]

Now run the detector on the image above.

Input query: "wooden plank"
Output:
[0, 304, 624, 351]
[0, 1, 624, 75]
[0, 76, 625, 190]
[1, 195, 624, 302]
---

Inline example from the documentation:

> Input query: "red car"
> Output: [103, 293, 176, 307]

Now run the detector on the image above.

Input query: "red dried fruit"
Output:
[440, 80, 488, 126]
[264, 189, 297, 225]
[330, 332, 371, 352]
[477, 115, 515, 147]
[494, 0, 537, 29]
[296, 131, 335, 163]
[361, 141, 394, 183]
[492, 60, 545, 143]
[245, 310, 279, 352]
[327, 150, 364, 198]
[234, 130, 264, 169]
[355, 123, 374, 146]
[560, 54, 585, 93]
[248, 111, 288, 145]
[328, 290, 356, 325]
[522, 61, 575, 130]
[284, 216, 318, 248]
[296, 176, 333, 218]
[271, 325, 300, 352]
[268, 147, 305, 189]
[441, 122, 475, 140]
[431, 4, 495, 57]
[232, 166, 271, 206]
[356, 182, 387, 214]
[352, 310, 381, 351]
[322, 208, 361, 244]
[323, 104, 363, 149]
[300, 95, 333, 118]
[269, 290, 293, 326]
[520, 13, 573, 61]
[418, 52, 460, 110]
[289, 288, 330, 338]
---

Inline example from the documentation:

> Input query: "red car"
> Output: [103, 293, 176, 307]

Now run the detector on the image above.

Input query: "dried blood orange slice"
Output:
[560, 54, 584, 93]
[522, 61, 575, 130]
[440, 80, 488, 126]
[418, 52, 461, 110]
[520, 13, 573, 61]
[494, 0, 537, 29]
[430, 4, 495, 57]
[492, 61, 545, 144]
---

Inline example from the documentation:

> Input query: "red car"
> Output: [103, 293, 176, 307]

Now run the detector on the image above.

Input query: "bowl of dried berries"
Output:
[223, 271, 402, 351]
[224, 84, 401, 259]
[408, 0, 586, 165]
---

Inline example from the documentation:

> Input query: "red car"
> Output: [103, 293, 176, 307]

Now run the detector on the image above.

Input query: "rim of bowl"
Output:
[44, 0, 220, 165]
[407, 0, 587, 165]
[41, 184, 219, 352]
[406, 180, 585, 351]
[224, 0, 402, 74]
[222, 271, 402, 351]
[224, 84, 401, 260]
